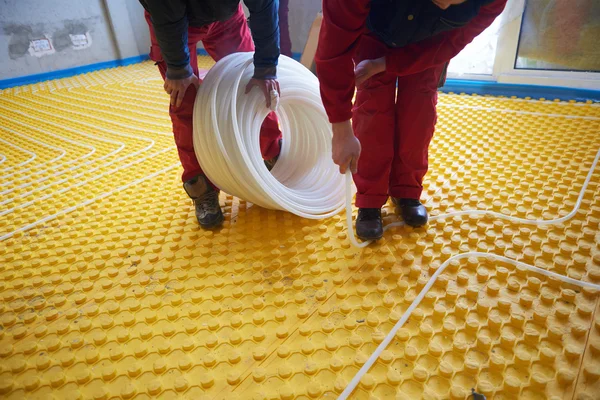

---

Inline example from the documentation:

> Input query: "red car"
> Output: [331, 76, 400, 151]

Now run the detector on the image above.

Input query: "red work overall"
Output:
[352, 33, 446, 209]
[145, 5, 282, 184]
[315, 0, 506, 210]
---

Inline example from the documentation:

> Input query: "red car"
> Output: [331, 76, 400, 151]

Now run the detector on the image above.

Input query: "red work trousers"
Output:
[352, 34, 446, 209]
[145, 6, 282, 184]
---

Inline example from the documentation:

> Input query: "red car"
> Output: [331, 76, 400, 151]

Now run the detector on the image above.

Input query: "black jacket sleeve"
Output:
[244, 0, 280, 79]
[139, 0, 193, 80]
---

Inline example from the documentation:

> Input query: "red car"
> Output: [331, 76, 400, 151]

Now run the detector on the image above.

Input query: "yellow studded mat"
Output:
[0, 56, 599, 400]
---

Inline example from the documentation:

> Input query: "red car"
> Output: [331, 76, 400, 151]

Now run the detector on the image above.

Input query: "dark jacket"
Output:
[315, 0, 507, 123]
[139, 0, 280, 80]
[367, 0, 496, 48]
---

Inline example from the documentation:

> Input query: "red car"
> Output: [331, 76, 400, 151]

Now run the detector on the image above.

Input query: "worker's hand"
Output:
[164, 74, 200, 108]
[332, 120, 361, 174]
[432, 0, 468, 9]
[354, 57, 386, 87]
[245, 78, 281, 109]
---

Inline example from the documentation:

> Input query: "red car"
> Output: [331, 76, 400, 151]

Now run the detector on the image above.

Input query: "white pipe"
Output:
[0, 119, 97, 186]
[193, 53, 347, 219]
[0, 89, 174, 201]
[0, 103, 126, 180]
[190, 53, 600, 398]
[48, 91, 171, 126]
[84, 85, 166, 111]
[439, 93, 600, 108]
[0, 150, 178, 241]
[0, 137, 36, 172]
[338, 250, 600, 399]
[346, 146, 600, 249]
[439, 103, 600, 121]
[2, 55, 598, 400]
[11, 91, 172, 134]
[0, 101, 155, 213]
[339, 147, 600, 397]
[0, 126, 67, 195]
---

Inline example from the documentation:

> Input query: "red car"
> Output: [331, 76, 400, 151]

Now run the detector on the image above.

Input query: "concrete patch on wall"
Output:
[3, 18, 96, 59]
[4, 23, 42, 59]
[28, 35, 55, 57]
[69, 33, 92, 50]
[0, 0, 128, 80]
[53, 20, 90, 51]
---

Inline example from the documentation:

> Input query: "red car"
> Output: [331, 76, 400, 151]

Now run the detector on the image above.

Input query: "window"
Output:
[515, 0, 600, 72]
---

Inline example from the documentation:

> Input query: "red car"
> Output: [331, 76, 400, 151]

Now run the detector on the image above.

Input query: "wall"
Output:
[287, 0, 320, 54]
[124, 0, 151, 56]
[0, 0, 317, 81]
[123, 0, 322, 58]
[0, 0, 149, 80]
[238, 0, 321, 55]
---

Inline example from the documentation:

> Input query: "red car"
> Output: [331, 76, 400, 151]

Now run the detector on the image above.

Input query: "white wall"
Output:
[0, 0, 317, 80]
[239, 0, 321, 55]
[124, 0, 151, 56]
[287, 0, 320, 54]
[0, 0, 149, 80]
[120, 0, 321, 58]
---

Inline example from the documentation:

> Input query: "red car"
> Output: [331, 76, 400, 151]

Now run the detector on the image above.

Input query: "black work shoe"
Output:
[392, 197, 428, 227]
[264, 138, 283, 171]
[356, 208, 384, 241]
[183, 175, 224, 229]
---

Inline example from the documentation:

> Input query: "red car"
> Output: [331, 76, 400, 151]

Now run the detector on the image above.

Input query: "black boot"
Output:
[392, 198, 428, 227]
[356, 208, 383, 241]
[183, 175, 224, 229]
[264, 138, 283, 171]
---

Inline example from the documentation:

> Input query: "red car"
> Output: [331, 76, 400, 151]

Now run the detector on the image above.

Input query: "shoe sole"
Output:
[356, 232, 383, 241]
[403, 218, 428, 228]
[199, 213, 225, 229]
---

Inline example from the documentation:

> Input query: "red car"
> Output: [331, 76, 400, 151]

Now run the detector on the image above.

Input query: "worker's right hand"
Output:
[355, 57, 386, 87]
[332, 120, 361, 174]
[164, 74, 200, 108]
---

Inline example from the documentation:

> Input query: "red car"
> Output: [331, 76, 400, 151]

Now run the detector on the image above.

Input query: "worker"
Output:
[141, 0, 282, 229]
[315, 0, 507, 240]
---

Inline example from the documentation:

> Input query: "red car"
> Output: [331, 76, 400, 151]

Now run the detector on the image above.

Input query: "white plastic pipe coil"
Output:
[193, 52, 600, 399]
[194, 53, 347, 219]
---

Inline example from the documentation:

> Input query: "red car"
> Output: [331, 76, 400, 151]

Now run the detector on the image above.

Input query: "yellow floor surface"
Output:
[0, 56, 599, 400]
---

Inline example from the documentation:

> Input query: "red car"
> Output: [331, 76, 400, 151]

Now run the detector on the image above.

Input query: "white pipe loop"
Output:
[191, 52, 600, 399]
[193, 53, 347, 219]
[339, 147, 600, 398]
[347, 147, 600, 249]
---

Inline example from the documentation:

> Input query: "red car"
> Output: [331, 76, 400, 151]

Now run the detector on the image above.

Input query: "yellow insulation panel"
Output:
[0, 56, 599, 400]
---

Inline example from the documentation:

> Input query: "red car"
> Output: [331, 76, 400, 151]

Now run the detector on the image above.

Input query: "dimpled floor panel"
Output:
[0, 56, 599, 400]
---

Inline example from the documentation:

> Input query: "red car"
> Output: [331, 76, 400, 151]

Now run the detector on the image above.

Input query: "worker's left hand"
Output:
[354, 57, 386, 87]
[245, 78, 281, 109]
